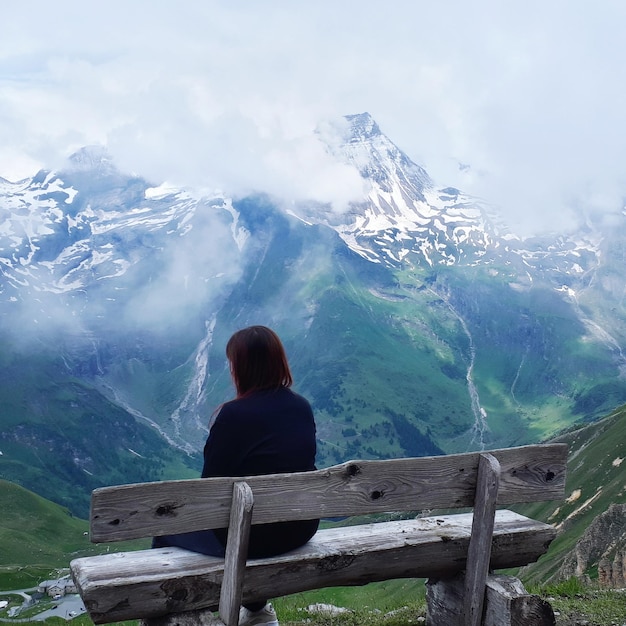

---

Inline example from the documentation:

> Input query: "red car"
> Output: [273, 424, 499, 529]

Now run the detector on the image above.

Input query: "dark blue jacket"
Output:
[202, 386, 319, 558]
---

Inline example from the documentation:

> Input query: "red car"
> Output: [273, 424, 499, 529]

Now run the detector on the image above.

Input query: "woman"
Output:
[154, 325, 319, 626]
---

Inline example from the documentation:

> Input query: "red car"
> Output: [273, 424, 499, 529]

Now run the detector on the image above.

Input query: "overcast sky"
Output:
[1, 1, 625, 234]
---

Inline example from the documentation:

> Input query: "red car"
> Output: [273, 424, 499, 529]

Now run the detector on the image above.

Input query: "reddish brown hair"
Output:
[226, 325, 293, 397]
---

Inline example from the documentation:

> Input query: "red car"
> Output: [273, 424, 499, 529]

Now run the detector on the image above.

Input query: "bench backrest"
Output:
[90, 443, 566, 543]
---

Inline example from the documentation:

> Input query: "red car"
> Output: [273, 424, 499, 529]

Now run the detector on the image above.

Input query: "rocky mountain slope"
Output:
[562, 503, 626, 587]
[520, 404, 626, 587]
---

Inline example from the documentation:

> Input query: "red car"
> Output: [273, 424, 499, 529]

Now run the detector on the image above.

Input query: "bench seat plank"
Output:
[71, 510, 556, 624]
[89, 444, 567, 542]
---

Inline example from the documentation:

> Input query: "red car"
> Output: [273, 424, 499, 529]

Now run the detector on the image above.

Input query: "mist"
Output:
[1, 189, 246, 352]
[1, 1, 626, 235]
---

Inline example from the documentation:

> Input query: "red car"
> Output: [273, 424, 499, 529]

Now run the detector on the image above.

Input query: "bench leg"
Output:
[426, 574, 556, 626]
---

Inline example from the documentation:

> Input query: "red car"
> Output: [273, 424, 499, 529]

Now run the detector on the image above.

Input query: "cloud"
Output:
[122, 200, 244, 331]
[1, 1, 626, 234]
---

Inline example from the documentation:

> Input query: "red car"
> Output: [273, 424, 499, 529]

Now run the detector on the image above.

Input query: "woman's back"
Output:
[202, 386, 317, 478]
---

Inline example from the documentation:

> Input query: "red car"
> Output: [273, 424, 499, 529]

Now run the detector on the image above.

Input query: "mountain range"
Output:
[2, 112, 626, 517]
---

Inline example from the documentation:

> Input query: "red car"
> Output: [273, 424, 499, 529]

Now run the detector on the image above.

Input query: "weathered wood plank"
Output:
[484, 575, 556, 626]
[463, 453, 500, 626]
[71, 510, 556, 624]
[218, 482, 253, 626]
[90, 444, 567, 542]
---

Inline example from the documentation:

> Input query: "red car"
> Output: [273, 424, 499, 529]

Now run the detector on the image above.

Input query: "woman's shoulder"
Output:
[271, 386, 312, 404]
[283, 387, 312, 406]
[277, 388, 315, 418]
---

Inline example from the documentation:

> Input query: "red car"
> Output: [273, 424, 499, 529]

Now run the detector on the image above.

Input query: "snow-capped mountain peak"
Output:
[344, 112, 383, 142]
[0, 114, 607, 305]
[304, 113, 499, 267]
[293, 113, 603, 279]
[67, 145, 117, 174]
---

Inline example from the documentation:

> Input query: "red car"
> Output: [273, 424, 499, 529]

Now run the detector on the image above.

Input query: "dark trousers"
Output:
[152, 519, 319, 612]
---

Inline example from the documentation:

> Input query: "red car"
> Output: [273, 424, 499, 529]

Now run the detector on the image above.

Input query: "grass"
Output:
[0, 565, 59, 590]
[0, 479, 92, 575]
[277, 603, 427, 626]
[548, 590, 626, 625]
[529, 578, 626, 625]
[0, 480, 150, 590]
[269, 580, 429, 625]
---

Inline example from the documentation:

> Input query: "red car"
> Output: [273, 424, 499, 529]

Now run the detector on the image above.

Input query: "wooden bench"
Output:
[70, 443, 567, 626]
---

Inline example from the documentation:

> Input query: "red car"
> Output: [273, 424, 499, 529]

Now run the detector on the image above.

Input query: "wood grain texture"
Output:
[484, 576, 556, 626]
[71, 510, 556, 623]
[89, 444, 567, 542]
[427, 573, 556, 626]
[218, 482, 253, 626]
[463, 454, 500, 626]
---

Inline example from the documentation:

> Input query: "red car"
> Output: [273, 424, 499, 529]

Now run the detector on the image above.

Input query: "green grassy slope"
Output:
[0, 479, 150, 590]
[0, 479, 92, 588]
[0, 338, 202, 519]
[519, 405, 626, 584]
[430, 265, 626, 447]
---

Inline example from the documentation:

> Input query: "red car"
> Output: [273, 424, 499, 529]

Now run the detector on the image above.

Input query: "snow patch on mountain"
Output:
[0, 113, 607, 308]
[0, 175, 76, 251]
[298, 113, 502, 268]
[294, 113, 604, 278]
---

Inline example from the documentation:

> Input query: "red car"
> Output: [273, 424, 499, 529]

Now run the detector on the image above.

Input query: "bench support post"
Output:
[464, 453, 500, 626]
[219, 481, 254, 626]
[140, 482, 254, 626]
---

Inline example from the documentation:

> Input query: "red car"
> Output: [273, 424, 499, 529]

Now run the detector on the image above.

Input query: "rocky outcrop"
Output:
[558, 503, 626, 587]
[598, 550, 626, 588]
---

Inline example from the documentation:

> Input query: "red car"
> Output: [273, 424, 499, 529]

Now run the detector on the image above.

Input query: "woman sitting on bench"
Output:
[153, 325, 319, 626]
